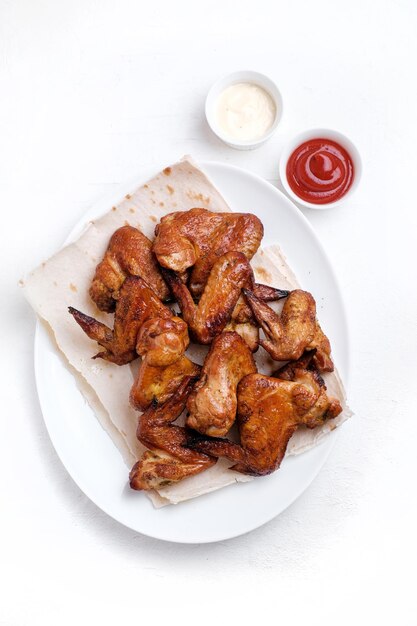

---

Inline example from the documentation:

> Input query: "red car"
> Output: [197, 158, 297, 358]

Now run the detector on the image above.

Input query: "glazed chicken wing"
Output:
[130, 314, 200, 409]
[272, 352, 342, 426]
[244, 288, 334, 372]
[130, 355, 200, 411]
[188, 353, 342, 476]
[165, 251, 289, 348]
[70, 275, 199, 409]
[90, 225, 169, 312]
[129, 376, 216, 491]
[164, 251, 254, 344]
[69, 276, 175, 365]
[186, 331, 257, 437]
[153, 208, 263, 296]
[223, 297, 260, 352]
[224, 284, 289, 352]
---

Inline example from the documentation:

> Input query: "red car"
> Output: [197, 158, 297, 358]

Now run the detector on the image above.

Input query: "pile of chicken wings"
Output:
[69, 208, 342, 491]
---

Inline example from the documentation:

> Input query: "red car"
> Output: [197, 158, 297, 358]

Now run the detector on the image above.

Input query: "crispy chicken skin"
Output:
[70, 275, 199, 410]
[188, 353, 342, 476]
[186, 332, 257, 437]
[153, 208, 264, 296]
[244, 288, 334, 372]
[164, 251, 254, 344]
[223, 304, 259, 352]
[130, 355, 200, 411]
[272, 352, 342, 426]
[69, 276, 175, 365]
[129, 377, 216, 491]
[224, 285, 289, 352]
[251, 283, 289, 301]
[135, 316, 189, 367]
[164, 251, 289, 349]
[130, 315, 199, 410]
[89, 225, 169, 312]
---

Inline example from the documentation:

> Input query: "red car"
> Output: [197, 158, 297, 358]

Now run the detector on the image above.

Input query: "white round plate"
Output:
[34, 161, 349, 544]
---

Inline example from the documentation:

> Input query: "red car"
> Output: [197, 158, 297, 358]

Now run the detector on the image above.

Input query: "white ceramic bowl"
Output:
[205, 71, 283, 150]
[279, 128, 362, 209]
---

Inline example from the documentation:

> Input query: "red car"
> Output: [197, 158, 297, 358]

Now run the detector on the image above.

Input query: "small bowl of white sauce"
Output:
[205, 71, 283, 150]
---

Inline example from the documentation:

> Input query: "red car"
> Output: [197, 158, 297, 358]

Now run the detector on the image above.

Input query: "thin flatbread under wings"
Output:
[22, 157, 351, 507]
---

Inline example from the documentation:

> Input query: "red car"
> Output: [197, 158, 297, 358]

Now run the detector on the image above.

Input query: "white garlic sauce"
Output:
[215, 82, 276, 141]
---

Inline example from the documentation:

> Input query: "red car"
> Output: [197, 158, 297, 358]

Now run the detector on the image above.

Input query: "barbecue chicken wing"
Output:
[186, 331, 257, 437]
[90, 225, 169, 312]
[188, 352, 342, 476]
[153, 208, 263, 296]
[244, 288, 334, 372]
[69, 276, 176, 365]
[129, 376, 216, 490]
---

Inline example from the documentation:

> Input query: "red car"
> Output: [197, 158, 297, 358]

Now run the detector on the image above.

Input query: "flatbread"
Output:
[22, 156, 351, 507]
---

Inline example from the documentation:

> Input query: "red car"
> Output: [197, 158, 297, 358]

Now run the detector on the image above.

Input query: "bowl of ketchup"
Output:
[279, 129, 361, 209]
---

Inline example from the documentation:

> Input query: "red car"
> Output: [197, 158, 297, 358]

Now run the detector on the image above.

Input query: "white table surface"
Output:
[1, 1, 416, 624]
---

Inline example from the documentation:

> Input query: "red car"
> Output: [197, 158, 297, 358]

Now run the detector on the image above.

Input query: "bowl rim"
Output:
[205, 70, 283, 148]
[278, 127, 362, 210]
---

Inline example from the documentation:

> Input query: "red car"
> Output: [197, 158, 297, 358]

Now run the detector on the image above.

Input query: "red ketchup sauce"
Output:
[286, 138, 354, 204]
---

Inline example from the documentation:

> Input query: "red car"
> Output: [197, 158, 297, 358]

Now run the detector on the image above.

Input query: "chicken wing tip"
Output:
[242, 287, 255, 298]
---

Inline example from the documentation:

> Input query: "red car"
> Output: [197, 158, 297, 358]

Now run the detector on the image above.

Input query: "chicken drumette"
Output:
[187, 352, 342, 476]
[69, 276, 180, 365]
[152, 208, 264, 296]
[186, 331, 257, 437]
[129, 353, 200, 412]
[129, 376, 216, 491]
[243, 288, 334, 372]
[90, 225, 169, 312]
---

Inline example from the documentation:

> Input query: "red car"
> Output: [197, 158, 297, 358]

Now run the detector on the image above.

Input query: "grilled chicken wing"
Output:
[130, 314, 200, 410]
[164, 251, 254, 344]
[70, 275, 199, 409]
[243, 288, 334, 372]
[164, 251, 289, 348]
[129, 376, 216, 491]
[69, 276, 175, 365]
[153, 208, 263, 296]
[224, 285, 289, 351]
[223, 300, 259, 352]
[186, 332, 257, 437]
[130, 355, 200, 411]
[89, 225, 169, 312]
[188, 353, 342, 476]
[135, 316, 189, 367]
